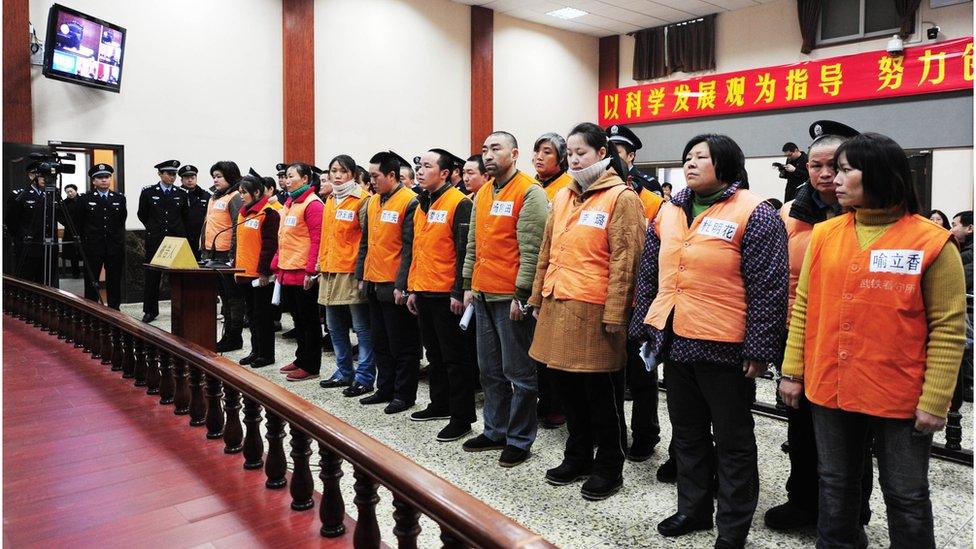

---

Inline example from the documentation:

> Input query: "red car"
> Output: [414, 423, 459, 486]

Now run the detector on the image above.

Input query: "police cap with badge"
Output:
[88, 163, 114, 179]
[430, 148, 465, 174]
[177, 164, 198, 178]
[154, 159, 181, 173]
[275, 163, 288, 176]
[606, 124, 643, 153]
[388, 151, 412, 170]
[809, 119, 859, 144]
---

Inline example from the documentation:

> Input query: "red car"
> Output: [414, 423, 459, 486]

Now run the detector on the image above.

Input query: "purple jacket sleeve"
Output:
[739, 203, 789, 363]
[629, 221, 660, 341]
[304, 199, 324, 275]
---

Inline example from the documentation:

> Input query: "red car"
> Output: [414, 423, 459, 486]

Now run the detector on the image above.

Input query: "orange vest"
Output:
[204, 190, 239, 252]
[408, 186, 468, 292]
[542, 172, 573, 202]
[645, 189, 765, 343]
[235, 199, 282, 280]
[318, 193, 367, 274]
[278, 193, 323, 271]
[804, 214, 949, 418]
[638, 187, 665, 223]
[543, 184, 629, 305]
[781, 200, 814, 327]
[472, 172, 538, 294]
[364, 185, 417, 283]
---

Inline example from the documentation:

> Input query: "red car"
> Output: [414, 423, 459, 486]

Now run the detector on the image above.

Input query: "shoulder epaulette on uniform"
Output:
[143, 183, 156, 190]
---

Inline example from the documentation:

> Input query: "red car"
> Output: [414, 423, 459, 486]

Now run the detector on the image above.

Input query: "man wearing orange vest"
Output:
[356, 151, 421, 415]
[405, 149, 476, 442]
[201, 161, 246, 353]
[461, 131, 549, 467]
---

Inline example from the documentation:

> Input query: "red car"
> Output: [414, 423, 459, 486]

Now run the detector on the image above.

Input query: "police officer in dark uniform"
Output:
[76, 163, 127, 309]
[606, 124, 663, 196]
[137, 159, 189, 322]
[178, 164, 211, 260]
[274, 163, 290, 204]
[8, 161, 63, 286]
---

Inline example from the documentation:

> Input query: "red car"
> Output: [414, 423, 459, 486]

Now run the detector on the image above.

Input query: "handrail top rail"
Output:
[3, 276, 555, 549]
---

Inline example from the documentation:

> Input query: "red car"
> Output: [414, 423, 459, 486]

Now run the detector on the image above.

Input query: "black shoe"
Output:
[656, 512, 713, 537]
[581, 475, 623, 501]
[273, 321, 283, 332]
[409, 407, 451, 422]
[282, 328, 297, 339]
[141, 313, 158, 323]
[250, 357, 275, 368]
[656, 457, 676, 483]
[624, 386, 633, 401]
[714, 536, 745, 549]
[436, 422, 472, 442]
[384, 399, 412, 414]
[498, 445, 529, 467]
[319, 377, 351, 389]
[418, 364, 430, 379]
[626, 438, 656, 462]
[545, 462, 591, 486]
[540, 411, 566, 429]
[462, 434, 506, 452]
[216, 338, 243, 353]
[360, 393, 393, 405]
[343, 382, 373, 397]
[763, 501, 817, 531]
[239, 353, 257, 365]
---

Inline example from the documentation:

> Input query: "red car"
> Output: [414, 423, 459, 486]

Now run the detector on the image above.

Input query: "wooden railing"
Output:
[2, 276, 555, 549]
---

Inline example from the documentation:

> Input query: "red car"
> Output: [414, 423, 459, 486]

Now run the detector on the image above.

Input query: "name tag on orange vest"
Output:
[284, 215, 298, 227]
[380, 210, 400, 224]
[336, 209, 355, 222]
[427, 209, 448, 224]
[490, 201, 514, 216]
[696, 217, 738, 241]
[869, 249, 924, 275]
[243, 219, 260, 229]
[214, 201, 227, 211]
[578, 210, 609, 229]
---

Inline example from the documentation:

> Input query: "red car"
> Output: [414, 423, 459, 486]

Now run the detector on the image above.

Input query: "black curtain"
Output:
[633, 26, 668, 80]
[796, 0, 822, 54]
[667, 14, 716, 73]
[893, 0, 921, 38]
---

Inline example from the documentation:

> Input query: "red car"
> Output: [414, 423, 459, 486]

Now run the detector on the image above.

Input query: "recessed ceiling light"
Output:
[546, 7, 588, 19]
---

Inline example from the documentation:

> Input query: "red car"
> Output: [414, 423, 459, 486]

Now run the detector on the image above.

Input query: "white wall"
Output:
[493, 13, 599, 174]
[314, 0, 471, 168]
[30, 0, 283, 229]
[932, 148, 975, 216]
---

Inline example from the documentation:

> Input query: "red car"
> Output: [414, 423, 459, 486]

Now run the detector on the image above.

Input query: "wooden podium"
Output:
[144, 265, 240, 351]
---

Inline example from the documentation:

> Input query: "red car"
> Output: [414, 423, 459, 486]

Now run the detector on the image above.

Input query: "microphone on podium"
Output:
[200, 214, 257, 269]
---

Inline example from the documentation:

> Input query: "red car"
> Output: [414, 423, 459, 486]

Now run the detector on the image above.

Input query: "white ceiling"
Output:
[452, 0, 780, 36]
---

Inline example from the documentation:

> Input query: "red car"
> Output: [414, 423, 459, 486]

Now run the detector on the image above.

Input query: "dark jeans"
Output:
[83, 253, 124, 309]
[664, 360, 759, 541]
[625, 339, 660, 446]
[281, 283, 321, 374]
[786, 394, 873, 523]
[811, 404, 935, 549]
[553, 368, 626, 479]
[368, 290, 421, 403]
[417, 295, 476, 424]
[240, 281, 275, 361]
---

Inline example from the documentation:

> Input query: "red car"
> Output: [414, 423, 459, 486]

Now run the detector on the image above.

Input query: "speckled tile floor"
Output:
[118, 300, 974, 548]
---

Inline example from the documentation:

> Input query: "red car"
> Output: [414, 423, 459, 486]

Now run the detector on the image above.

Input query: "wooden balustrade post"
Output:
[133, 339, 147, 387]
[264, 411, 288, 489]
[242, 398, 264, 469]
[173, 358, 191, 414]
[205, 374, 225, 439]
[29, 293, 41, 327]
[188, 366, 207, 426]
[352, 468, 381, 548]
[82, 315, 95, 353]
[440, 528, 464, 548]
[392, 495, 421, 549]
[91, 320, 104, 359]
[100, 323, 113, 365]
[70, 309, 81, 345]
[73, 311, 84, 348]
[145, 346, 161, 395]
[223, 386, 243, 453]
[110, 327, 124, 371]
[946, 367, 965, 451]
[289, 427, 314, 511]
[56, 304, 67, 339]
[318, 445, 346, 537]
[39, 298, 51, 333]
[158, 352, 174, 404]
[121, 332, 135, 378]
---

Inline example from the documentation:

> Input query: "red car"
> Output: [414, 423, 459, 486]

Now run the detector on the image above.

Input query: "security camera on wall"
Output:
[886, 34, 905, 56]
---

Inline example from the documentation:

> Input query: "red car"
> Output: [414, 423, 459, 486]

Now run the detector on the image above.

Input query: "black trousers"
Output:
[664, 360, 758, 541]
[552, 368, 627, 479]
[240, 281, 275, 361]
[625, 339, 660, 445]
[84, 253, 124, 309]
[417, 295, 476, 424]
[536, 359, 562, 417]
[786, 393, 873, 523]
[281, 283, 321, 374]
[368, 290, 420, 403]
[18, 250, 59, 288]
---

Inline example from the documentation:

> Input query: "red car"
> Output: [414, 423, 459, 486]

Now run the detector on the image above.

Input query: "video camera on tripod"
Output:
[29, 150, 78, 179]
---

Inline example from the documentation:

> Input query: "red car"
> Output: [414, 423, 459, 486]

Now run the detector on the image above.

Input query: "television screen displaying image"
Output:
[42, 3, 126, 93]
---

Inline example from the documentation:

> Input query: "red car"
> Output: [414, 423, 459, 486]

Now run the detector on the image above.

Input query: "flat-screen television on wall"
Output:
[42, 3, 126, 93]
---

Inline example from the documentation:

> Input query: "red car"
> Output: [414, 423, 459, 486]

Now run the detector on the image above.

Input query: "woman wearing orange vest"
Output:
[779, 133, 966, 549]
[202, 161, 245, 352]
[273, 163, 324, 382]
[317, 155, 375, 397]
[629, 134, 789, 547]
[528, 122, 645, 501]
[234, 173, 280, 368]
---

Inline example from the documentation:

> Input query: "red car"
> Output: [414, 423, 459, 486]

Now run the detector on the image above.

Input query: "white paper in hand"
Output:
[459, 304, 475, 331]
[271, 279, 282, 306]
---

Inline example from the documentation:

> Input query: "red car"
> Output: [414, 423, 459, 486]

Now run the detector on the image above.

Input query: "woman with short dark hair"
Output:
[204, 160, 245, 352]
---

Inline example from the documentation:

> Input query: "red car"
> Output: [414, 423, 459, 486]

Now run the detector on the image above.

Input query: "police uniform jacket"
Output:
[137, 182, 189, 244]
[628, 166, 662, 195]
[76, 190, 127, 256]
[184, 185, 212, 241]
[9, 185, 64, 258]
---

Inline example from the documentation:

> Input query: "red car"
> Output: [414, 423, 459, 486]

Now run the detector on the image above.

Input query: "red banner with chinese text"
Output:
[599, 37, 974, 126]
